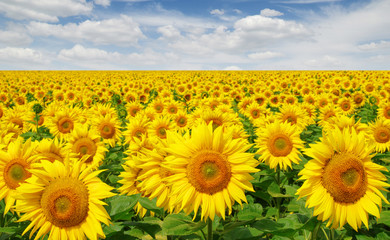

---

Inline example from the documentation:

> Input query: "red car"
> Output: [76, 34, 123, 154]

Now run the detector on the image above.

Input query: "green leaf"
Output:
[108, 194, 140, 219]
[267, 182, 293, 198]
[138, 197, 163, 214]
[223, 219, 256, 234]
[237, 203, 263, 221]
[222, 227, 262, 240]
[355, 235, 375, 240]
[377, 210, 390, 226]
[0, 227, 18, 234]
[162, 213, 205, 236]
[251, 218, 283, 232]
[122, 221, 162, 239]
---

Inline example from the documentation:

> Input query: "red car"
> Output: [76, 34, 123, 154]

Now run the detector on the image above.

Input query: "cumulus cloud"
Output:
[0, 0, 92, 22]
[248, 51, 283, 60]
[28, 15, 145, 47]
[224, 65, 242, 70]
[260, 8, 283, 17]
[358, 40, 390, 50]
[0, 47, 50, 68]
[94, 0, 110, 7]
[210, 9, 225, 16]
[58, 44, 180, 69]
[0, 29, 33, 47]
[157, 25, 181, 39]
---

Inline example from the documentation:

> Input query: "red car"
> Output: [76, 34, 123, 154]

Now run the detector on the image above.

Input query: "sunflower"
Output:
[118, 156, 151, 218]
[173, 109, 190, 134]
[276, 104, 310, 131]
[367, 117, 390, 153]
[338, 97, 356, 115]
[66, 124, 107, 169]
[93, 114, 122, 147]
[256, 120, 304, 170]
[35, 138, 69, 163]
[47, 108, 79, 141]
[148, 115, 174, 140]
[296, 128, 390, 231]
[15, 159, 115, 240]
[163, 123, 259, 221]
[377, 102, 390, 120]
[123, 115, 150, 145]
[0, 138, 40, 214]
[318, 105, 343, 128]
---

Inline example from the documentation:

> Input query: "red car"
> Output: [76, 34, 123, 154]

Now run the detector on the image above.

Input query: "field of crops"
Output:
[0, 70, 389, 240]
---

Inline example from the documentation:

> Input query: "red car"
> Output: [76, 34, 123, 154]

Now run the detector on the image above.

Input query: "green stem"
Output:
[207, 218, 213, 240]
[311, 221, 322, 240]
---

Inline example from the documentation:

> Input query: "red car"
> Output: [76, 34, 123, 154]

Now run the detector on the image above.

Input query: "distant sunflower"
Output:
[367, 117, 390, 153]
[163, 123, 259, 221]
[0, 138, 40, 214]
[66, 124, 107, 169]
[47, 108, 79, 141]
[377, 102, 390, 120]
[35, 138, 68, 163]
[93, 114, 122, 147]
[148, 115, 174, 140]
[297, 128, 390, 231]
[256, 121, 304, 170]
[338, 97, 356, 115]
[276, 104, 310, 131]
[123, 115, 150, 145]
[15, 160, 115, 240]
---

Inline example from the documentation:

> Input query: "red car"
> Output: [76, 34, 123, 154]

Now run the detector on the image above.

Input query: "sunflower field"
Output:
[0, 70, 389, 240]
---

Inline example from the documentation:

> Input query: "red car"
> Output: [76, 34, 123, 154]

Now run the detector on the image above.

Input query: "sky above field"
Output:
[0, 0, 389, 70]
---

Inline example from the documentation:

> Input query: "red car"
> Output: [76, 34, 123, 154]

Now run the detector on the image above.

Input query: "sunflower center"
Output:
[251, 110, 259, 118]
[282, 114, 297, 125]
[72, 137, 97, 163]
[100, 123, 115, 139]
[11, 118, 24, 129]
[157, 127, 167, 139]
[57, 117, 74, 133]
[341, 102, 350, 111]
[268, 134, 293, 157]
[3, 160, 31, 189]
[322, 152, 367, 203]
[374, 126, 390, 143]
[177, 117, 187, 127]
[187, 150, 231, 195]
[41, 177, 89, 228]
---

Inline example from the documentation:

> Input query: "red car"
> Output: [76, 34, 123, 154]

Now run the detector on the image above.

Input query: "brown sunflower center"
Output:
[177, 117, 187, 127]
[282, 114, 297, 125]
[341, 101, 351, 111]
[41, 177, 89, 228]
[251, 110, 259, 118]
[384, 107, 390, 119]
[57, 117, 74, 133]
[322, 152, 367, 203]
[72, 137, 97, 163]
[100, 123, 115, 139]
[267, 133, 293, 157]
[3, 159, 31, 189]
[187, 150, 231, 195]
[11, 118, 24, 129]
[374, 126, 390, 143]
[157, 127, 167, 139]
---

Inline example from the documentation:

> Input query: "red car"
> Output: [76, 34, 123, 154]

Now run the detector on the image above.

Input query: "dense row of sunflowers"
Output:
[0, 71, 389, 240]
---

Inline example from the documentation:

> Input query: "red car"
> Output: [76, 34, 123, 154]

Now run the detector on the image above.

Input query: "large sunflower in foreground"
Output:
[0, 138, 40, 214]
[15, 160, 115, 240]
[296, 128, 390, 231]
[256, 120, 304, 170]
[163, 123, 259, 221]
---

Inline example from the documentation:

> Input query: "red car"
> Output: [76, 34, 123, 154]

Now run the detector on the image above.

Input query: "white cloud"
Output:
[248, 51, 283, 60]
[0, 47, 50, 68]
[210, 9, 225, 16]
[28, 15, 145, 47]
[0, 29, 33, 47]
[358, 40, 390, 50]
[94, 0, 111, 7]
[260, 8, 283, 17]
[157, 25, 181, 39]
[58, 44, 180, 69]
[224, 65, 242, 70]
[0, 0, 93, 22]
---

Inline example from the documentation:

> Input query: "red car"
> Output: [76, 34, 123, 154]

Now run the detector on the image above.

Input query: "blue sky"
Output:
[0, 0, 389, 70]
